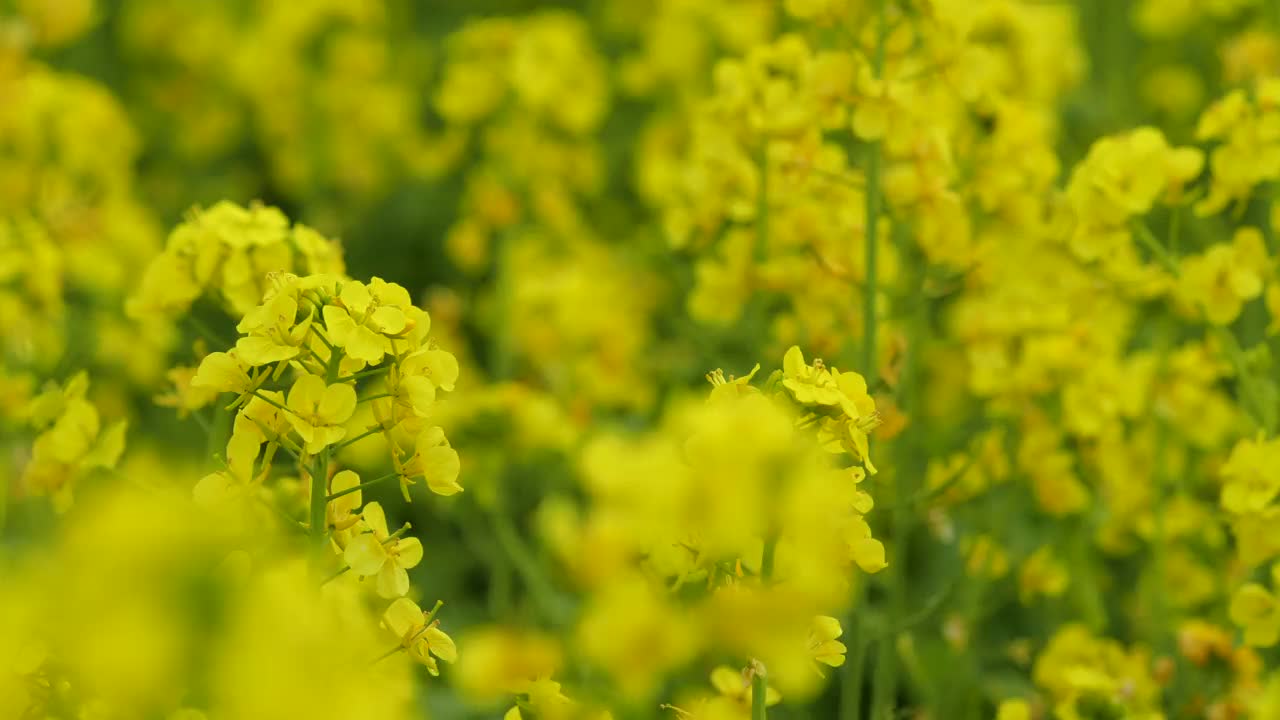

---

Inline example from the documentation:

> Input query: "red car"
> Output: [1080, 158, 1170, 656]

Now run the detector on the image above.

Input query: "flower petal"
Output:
[377, 562, 410, 598]
[397, 537, 424, 569]
[344, 534, 387, 577]
[383, 597, 423, 638]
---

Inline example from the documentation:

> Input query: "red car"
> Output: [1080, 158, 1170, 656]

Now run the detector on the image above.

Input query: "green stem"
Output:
[491, 230, 516, 381]
[310, 340, 343, 552]
[360, 393, 392, 403]
[756, 142, 771, 264]
[326, 348, 345, 384]
[752, 669, 768, 720]
[1131, 220, 1179, 274]
[326, 471, 401, 502]
[760, 535, 778, 583]
[310, 447, 329, 546]
[334, 425, 385, 452]
[846, 4, 889, 719]
[336, 366, 389, 383]
[322, 566, 350, 585]
[490, 508, 573, 626]
[245, 417, 303, 461]
[250, 390, 291, 414]
[422, 599, 445, 627]
[841, 622, 868, 720]
[1151, 412, 1172, 648]
[861, 0, 888, 389]
[1216, 328, 1278, 435]
[0, 467, 8, 537]
[383, 523, 412, 544]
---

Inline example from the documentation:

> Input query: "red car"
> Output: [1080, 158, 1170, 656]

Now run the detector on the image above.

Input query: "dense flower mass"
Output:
[10, 1, 1280, 719]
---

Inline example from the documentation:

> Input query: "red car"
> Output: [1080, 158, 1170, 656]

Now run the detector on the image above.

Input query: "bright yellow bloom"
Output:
[409, 426, 463, 497]
[1178, 227, 1269, 325]
[326, 470, 363, 549]
[806, 616, 846, 670]
[383, 597, 457, 675]
[191, 351, 255, 396]
[344, 501, 424, 599]
[1221, 435, 1280, 515]
[235, 291, 314, 366]
[322, 278, 417, 365]
[392, 348, 460, 419]
[22, 372, 127, 510]
[1230, 565, 1280, 647]
[285, 374, 356, 453]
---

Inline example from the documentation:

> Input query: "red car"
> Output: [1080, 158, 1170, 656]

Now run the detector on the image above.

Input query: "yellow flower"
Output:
[285, 374, 356, 453]
[807, 616, 846, 670]
[782, 346, 843, 406]
[193, 429, 259, 508]
[1221, 435, 1280, 515]
[409, 426, 463, 497]
[383, 597, 457, 675]
[22, 373, 127, 510]
[191, 351, 255, 396]
[321, 278, 415, 365]
[326, 470, 363, 549]
[234, 291, 314, 366]
[344, 501, 424, 598]
[392, 348, 459, 419]
[1179, 228, 1268, 325]
[705, 364, 761, 403]
[845, 516, 887, 573]
[782, 346, 879, 472]
[1230, 566, 1280, 647]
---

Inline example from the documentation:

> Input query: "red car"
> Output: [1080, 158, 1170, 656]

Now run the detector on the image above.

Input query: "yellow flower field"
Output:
[5, 1, 1280, 718]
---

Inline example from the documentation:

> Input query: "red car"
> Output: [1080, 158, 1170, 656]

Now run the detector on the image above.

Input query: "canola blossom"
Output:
[9, 1, 1280, 719]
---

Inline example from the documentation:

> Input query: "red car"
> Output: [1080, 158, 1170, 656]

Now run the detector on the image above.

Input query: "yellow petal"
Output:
[83, 420, 128, 470]
[377, 563, 410, 598]
[710, 666, 744, 697]
[853, 537, 887, 573]
[383, 597, 423, 638]
[319, 382, 357, 424]
[400, 376, 437, 417]
[362, 501, 389, 537]
[397, 537, 424, 569]
[783, 346, 806, 378]
[371, 306, 407, 335]
[192, 352, 250, 393]
[424, 350, 459, 391]
[422, 445, 463, 496]
[322, 305, 357, 347]
[330, 470, 362, 513]
[425, 627, 458, 663]
[340, 280, 372, 314]
[812, 615, 843, 642]
[193, 472, 234, 507]
[288, 374, 326, 415]
[235, 336, 300, 366]
[347, 326, 387, 365]
[344, 534, 388, 577]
